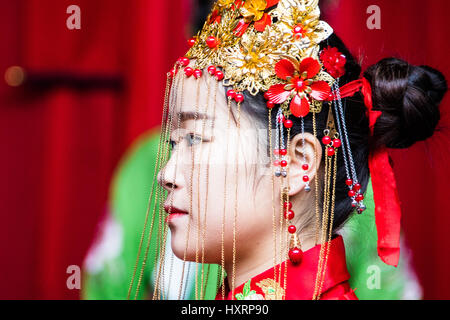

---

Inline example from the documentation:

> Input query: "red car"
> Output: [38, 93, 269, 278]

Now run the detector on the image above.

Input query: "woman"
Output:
[131, 0, 447, 300]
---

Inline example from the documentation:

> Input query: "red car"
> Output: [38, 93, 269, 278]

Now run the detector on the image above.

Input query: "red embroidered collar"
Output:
[216, 235, 357, 300]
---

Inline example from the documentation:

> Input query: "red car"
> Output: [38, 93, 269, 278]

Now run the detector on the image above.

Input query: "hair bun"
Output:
[364, 58, 448, 149]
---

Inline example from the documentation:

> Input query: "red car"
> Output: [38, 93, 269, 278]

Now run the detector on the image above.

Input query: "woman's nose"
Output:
[157, 161, 178, 192]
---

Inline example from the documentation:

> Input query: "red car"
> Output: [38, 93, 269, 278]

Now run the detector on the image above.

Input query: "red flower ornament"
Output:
[266, 58, 331, 118]
[320, 46, 347, 79]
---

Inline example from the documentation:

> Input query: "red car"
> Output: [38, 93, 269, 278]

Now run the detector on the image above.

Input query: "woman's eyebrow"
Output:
[178, 111, 213, 121]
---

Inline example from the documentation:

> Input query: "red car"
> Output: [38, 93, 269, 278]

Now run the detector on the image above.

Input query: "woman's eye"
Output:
[167, 139, 176, 150]
[186, 133, 202, 146]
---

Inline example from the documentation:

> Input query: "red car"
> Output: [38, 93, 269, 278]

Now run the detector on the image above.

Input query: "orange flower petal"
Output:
[299, 57, 321, 79]
[290, 95, 310, 118]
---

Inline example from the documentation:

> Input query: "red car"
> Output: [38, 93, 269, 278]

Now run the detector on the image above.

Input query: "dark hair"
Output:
[229, 33, 448, 232]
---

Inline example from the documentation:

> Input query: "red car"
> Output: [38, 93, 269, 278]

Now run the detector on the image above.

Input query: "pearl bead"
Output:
[184, 67, 194, 77]
[227, 89, 236, 99]
[187, 38, 196, 47]
[285, 210, 295, 220]
[179, 57, 190, 67]
[235, 93, 244, 103]
[289, 247, 304, 264]
[215, 71, 224, 81]
[207, 66, 217, 75]
[193, 69, 202, 78]
[322, 136, 331, 145]
[206, 36, 219, 48]
[327, 147, 335, 157]
[284, 202, 292, 210]
[333, 139, 342, 148]
[284, 119, 293, 128]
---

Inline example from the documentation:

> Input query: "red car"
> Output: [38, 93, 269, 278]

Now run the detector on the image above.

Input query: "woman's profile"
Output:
[128, 0, 447, 300]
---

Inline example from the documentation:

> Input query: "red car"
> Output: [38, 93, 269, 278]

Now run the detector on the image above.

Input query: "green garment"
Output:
[83, 131, 421, 300]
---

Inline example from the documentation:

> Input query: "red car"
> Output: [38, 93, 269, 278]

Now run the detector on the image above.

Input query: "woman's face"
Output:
[158, 72, 278, 264]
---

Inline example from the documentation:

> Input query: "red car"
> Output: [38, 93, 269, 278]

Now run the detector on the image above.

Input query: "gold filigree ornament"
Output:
[184, 0, 335, 110]
[256, 278, 285, 300]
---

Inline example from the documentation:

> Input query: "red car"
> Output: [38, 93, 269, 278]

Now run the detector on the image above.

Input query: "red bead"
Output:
[327, 147, 335, 157]
[169, 68, 176, 77]
[273, 149, 280, 156]
[356, 194, 364, 202]
[193, 69, 203, 79]
[227, 89, 236, 99]
[215, 71, 224, 81]
[235, 93, 244, 103]
[303, 175, 309, 182]
[285, 210, 295, 220]
[273, 160, 280, 167]
[206, 36, 219, 48]
[288, 225, 297, 234]
[302, 164, 309, 171]
[284, 202, 292, 210]
[266, 101, 275, 109]
[280, 160, 288, 167]
[179, 57, 190, 67]
[346, 179, 353, 186]
[184, 67, 194, 77]
[187, 38, 196, 47]
[289, 247, 304, 264]
[353, 183, 361, 191]
[333, 139, 342, 148]
[279, 149, 287, 156]
[264, 92, 270, 100]
[207, 66, 217, 75]
[322, 136, 331, 145]
[293, 26, 303, 34]
[348, 190, 356, 197]
[284, 119, 293, 128]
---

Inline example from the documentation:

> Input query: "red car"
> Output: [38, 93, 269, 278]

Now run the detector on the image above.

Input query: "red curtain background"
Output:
[324, 0, 450, 300]
[0, 0, 449, 300]
[0, 0, 191, 299]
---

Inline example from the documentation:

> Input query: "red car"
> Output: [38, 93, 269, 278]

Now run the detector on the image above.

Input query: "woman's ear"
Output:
[287, 132, 322, 197]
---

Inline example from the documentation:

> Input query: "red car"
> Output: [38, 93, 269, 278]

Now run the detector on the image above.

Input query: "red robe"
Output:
[215, 235, 357, 300]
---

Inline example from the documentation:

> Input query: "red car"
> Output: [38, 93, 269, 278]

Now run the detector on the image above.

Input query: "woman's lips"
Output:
[164, 205, 188, 223]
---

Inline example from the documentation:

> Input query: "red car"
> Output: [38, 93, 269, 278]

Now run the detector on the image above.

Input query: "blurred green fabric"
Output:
[83, 132, 420, 300]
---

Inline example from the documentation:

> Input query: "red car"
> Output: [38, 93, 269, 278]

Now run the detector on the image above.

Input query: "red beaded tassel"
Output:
[284, 201, 303, 264]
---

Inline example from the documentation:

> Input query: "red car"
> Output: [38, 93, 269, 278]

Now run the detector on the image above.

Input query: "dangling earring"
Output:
[284, 199, 303, 264]
[332, 81, 366, 214]
[300, 116, 311, 192]
[274, 108, 288, 178]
